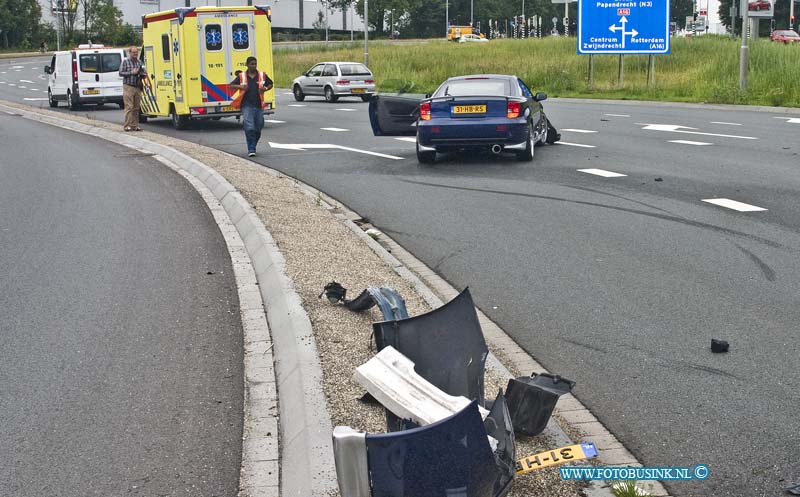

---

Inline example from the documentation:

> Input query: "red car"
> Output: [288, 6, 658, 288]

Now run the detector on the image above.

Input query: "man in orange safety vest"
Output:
[230, 56, 273, 157]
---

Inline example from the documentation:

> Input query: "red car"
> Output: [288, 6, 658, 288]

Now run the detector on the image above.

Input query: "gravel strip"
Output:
[10, 105, 590, 497]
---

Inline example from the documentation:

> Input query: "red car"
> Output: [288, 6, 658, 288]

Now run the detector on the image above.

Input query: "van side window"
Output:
[205, 24, 223, 51]
[161, 34, 171, 61]
[232, 23, 249, 50]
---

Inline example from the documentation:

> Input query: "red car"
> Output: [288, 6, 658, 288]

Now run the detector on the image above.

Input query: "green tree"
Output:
[0, 0, 41, 48]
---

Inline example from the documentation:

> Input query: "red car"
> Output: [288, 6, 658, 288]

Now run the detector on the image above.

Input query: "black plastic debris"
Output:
[711, 339, 730, 353]
[504, 373, 576, 436]
[320, 281, 409, 321]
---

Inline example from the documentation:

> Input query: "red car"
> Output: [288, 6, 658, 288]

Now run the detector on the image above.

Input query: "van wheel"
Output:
[171, 107, 189, 130]
[293, 84, 305, 102]
[324, 86, 338, 103]
[68, 91, 79, 110]
[48, 89, 58, 107]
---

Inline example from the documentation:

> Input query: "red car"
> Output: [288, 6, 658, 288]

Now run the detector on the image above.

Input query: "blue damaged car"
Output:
[368, 74, 560, 164]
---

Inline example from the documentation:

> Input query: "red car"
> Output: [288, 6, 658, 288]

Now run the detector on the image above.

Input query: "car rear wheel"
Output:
[416, 138, 436, 164]
[516, 127, 534, 161]
[360, 95, 371, 102]
[324, 86, 338, 103]
[293, 84, 305, 102]
[48, 89, 58, 107]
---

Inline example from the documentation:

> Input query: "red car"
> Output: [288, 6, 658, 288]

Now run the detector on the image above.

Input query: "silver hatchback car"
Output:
[291, 61, 375, 103]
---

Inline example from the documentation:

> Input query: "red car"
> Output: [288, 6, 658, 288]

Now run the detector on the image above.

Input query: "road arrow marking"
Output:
[638, 123, 757, 140]
[702, 198, 767, 212]
[773, 116, 800, 124]
[269, 142, 403, 160]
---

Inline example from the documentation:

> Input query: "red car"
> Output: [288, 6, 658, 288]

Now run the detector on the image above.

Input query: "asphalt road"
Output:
[0, 107, 243, 496]
[3, 55, 800, 496]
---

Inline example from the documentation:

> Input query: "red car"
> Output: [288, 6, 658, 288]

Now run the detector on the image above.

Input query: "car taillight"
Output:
[420, 102, 431, 121]
[507, 101, 521, 119]
[190, 107, 207, 115]
[336, 80, 350, 85]
[365, 79, 374, 84]
[72, 59, 78, 81]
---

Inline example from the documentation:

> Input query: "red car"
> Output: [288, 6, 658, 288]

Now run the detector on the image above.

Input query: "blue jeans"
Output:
[241, 104, 264, 153]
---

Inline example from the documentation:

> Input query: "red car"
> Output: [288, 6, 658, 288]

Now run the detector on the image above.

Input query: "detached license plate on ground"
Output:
[351, 88, 366, 93]
[221, 106, 237, 112]
[453, 104, 486, 114]
[83, 89, 99, 95]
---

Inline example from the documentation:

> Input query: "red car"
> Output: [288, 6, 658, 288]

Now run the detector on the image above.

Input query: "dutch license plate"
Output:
[221, 106, 237, 112]
[84, 89, 99, 95]
[453, 104, 486, 114]
[516, 443, 598, 474]
[351, 88, 366, 93]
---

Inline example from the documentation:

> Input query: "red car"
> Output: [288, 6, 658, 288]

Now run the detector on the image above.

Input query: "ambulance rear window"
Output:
[205, 24, 223, 51]
[232, 23, 249, 50]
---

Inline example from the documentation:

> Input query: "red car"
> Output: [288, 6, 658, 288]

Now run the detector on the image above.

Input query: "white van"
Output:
[44, 45, 125, 109]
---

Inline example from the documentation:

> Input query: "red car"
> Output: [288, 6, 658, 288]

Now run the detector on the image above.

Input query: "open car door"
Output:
[368, 94, 421, 136]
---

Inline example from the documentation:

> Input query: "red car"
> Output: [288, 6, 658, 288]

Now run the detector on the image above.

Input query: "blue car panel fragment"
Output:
[578, 0, 670, 54]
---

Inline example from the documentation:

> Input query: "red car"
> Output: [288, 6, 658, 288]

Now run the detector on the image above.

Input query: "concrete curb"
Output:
[0, 102, 337, 497]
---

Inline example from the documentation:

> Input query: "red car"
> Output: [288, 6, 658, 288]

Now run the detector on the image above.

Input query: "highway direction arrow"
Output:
[638, 123, 758, 140]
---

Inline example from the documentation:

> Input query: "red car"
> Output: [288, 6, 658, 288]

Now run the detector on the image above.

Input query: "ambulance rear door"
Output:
[197, 10, 256, 109]
[170, 20, 184, 104]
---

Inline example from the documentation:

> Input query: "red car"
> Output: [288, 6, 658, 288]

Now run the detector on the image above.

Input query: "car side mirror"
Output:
[534, 92, 548, 102]
[44, 66, 51, 74]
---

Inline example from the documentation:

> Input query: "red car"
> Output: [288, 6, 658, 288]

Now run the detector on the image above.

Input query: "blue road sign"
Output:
[578, 0, 670, 54]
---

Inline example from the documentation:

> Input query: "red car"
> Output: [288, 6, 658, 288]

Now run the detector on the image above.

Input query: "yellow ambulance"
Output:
[140, 5, 275, 129]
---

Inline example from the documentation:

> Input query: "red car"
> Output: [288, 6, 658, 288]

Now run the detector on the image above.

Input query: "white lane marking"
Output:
[701, 198, 767, 212]
[336, 108, 358, 112]
[578, 168, 627, 178]
[265, 119, 285, 123]
[282, 92, 294, 95]
[555, 141, 596, 148]
[287, 104, 306, 107]
[604, 113, 630, 117]
[669, 140, 712, 146]
[321, 127, 349, 132]
[18, 86, 27, 89]
[395, 137, 417, 143]
[29, 88, 40, 92]
[562, 128, 598, 133]
[638, 123, 757, 140]
[20, 79, 35, 84]
[23, 97, 48, 101]
[269, 142, 403, 160]
[7, 83, 16, 86]
[773, 116, 800, 124]
[710, 121, 741, 126]
[12, 66, 23, 69]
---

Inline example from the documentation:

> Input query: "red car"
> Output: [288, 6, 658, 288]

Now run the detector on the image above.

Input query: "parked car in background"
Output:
[748, 0, 771, 10]
[458, 34, 489, 43]
[292, 61, 375, 102]
[368, 74, 560, 164]
[770, 29, 800, 43]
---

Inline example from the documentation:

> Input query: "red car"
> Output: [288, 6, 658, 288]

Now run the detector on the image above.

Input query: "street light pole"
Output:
[739, 0, 749, 90]
[446, 0, 449, 37]
[471, 0, 474, 25]
[364, 0, 369, 66]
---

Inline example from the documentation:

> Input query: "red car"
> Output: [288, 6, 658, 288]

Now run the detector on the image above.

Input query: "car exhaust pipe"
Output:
[491, 144, 502, 154]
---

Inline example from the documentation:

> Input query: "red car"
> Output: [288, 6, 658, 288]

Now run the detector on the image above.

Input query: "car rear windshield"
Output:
[79, 53, 122, 73]
[339, 64, 371, 76]
[436, 79, 511, 97]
